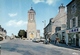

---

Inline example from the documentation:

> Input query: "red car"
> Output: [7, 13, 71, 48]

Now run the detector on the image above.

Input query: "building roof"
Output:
[0, 25, 7, 33]
[49, 18, 53, 22]
[44, 18, 53, 29]
[59, 3, 65, 9]
[4, 30, 7, 33]
[28, 7, 35, 13]
[67, 0, 74, 6]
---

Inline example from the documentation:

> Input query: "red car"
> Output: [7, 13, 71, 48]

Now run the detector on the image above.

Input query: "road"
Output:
[0, 39, 80, 55]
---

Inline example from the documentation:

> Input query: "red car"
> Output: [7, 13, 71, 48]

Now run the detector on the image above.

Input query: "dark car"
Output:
[43, 40, 49, 44]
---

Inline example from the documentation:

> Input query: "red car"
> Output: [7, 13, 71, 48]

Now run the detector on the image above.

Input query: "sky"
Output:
[0, 0, 72, 36]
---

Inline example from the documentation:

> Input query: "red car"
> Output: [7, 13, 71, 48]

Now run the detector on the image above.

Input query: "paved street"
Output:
[0, 39, 80, 55]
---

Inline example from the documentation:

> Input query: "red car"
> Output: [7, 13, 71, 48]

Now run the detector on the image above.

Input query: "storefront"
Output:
[67, 27, 80, 47]
[57, 30, 66, 44]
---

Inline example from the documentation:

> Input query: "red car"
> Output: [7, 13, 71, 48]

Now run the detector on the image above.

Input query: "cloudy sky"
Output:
[0, 0, 71, 36]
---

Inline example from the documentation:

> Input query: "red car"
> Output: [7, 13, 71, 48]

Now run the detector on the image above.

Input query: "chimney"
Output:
[59, 3, 65, 13]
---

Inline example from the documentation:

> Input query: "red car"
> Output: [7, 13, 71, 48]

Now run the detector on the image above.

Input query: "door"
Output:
[30, 33, 34, 39]
[76, 34, 79, 46]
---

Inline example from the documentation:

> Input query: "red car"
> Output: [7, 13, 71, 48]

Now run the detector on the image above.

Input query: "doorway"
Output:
[76, 34, 79, 46]
[30, 33, 34, 39]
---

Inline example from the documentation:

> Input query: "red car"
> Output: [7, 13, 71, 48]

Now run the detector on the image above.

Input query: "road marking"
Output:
[72, 52, 79, 55]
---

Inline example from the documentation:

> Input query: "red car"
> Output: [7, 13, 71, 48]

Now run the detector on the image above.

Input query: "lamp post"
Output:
[48, 32, 51, 43]
[42, 20, 46, 28]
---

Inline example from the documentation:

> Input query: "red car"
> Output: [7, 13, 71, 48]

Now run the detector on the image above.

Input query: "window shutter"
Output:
[76, 17, 78, 27]
[70, 20, 72, 28]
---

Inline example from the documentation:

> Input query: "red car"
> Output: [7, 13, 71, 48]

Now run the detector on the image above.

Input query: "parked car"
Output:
[43, 40, 49, 44]
[40, 39, 45, 42]
[32, 38, 40, 43]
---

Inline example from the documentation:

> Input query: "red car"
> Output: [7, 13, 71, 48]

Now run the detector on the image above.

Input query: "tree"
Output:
[18, 30, 26, 38]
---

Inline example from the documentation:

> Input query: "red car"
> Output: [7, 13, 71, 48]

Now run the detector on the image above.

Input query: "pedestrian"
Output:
[49, 38, 50, 43]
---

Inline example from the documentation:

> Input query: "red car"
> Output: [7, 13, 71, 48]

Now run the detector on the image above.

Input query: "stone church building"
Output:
[27, 7, 40, 40]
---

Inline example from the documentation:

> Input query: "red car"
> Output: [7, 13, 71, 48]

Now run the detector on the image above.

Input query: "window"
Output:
[70, 17, 78, 28]
[76, 17, 78, 27]
[71, 3, 76, 14]
[70, 20, 72, 28]
[72, 18, 76, 27]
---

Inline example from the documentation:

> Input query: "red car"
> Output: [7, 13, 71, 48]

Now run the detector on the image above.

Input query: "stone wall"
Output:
[67, 0, 80, 29]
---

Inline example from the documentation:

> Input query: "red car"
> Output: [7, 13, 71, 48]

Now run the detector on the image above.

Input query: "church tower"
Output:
[27, 7, 37, 40]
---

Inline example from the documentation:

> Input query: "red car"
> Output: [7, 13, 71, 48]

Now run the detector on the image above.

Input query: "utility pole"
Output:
[42, 20, 46, 28]
[42, 20, 47, 41]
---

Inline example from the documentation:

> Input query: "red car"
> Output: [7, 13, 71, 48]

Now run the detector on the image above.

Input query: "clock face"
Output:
[30, 18, 33, 22]
[31, 18, 33, 20]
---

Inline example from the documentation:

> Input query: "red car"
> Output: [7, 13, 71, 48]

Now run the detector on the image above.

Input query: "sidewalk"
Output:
[0, 39, 10, 44]
[50, 42, 80, 51]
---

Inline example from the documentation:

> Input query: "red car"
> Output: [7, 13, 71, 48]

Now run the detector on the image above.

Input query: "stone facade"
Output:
[0, 25, 7, 40]
[67, 0, 80, 47]
[27, 7, 40, 40]
[44, 4, 67, 42]
[67, 0, 80, 29]
[52, 4, 67, 33]
[51, 4, 67, 41]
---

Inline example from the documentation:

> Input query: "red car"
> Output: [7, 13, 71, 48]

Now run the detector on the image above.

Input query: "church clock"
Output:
[27, 7, 36, 40]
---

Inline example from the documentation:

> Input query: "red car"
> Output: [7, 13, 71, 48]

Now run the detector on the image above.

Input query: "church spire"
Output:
[28, 6, 36, 14]
[27, 6, 37, 40]
[31, 6, 32, 9]
[31, 4, 33, 10]
[30, 5, 33, 10]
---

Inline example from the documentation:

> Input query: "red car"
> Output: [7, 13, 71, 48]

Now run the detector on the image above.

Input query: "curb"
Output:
[50, 43, 80, 51]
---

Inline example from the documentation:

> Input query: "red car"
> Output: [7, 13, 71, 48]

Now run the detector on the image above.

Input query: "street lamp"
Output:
[42, 20, 46, 28]
[42, 20, 47, 41]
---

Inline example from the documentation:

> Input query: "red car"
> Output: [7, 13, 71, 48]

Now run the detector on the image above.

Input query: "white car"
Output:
[40, 39, 45, 42]
[32, 38, 40, 43]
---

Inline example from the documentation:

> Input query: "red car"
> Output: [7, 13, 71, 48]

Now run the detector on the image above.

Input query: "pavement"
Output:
[50, 42, 80, 51]
[0, 39, 80, 55]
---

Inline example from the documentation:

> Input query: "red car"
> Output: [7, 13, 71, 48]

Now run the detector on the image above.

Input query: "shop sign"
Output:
[69, 28, 78, 33]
